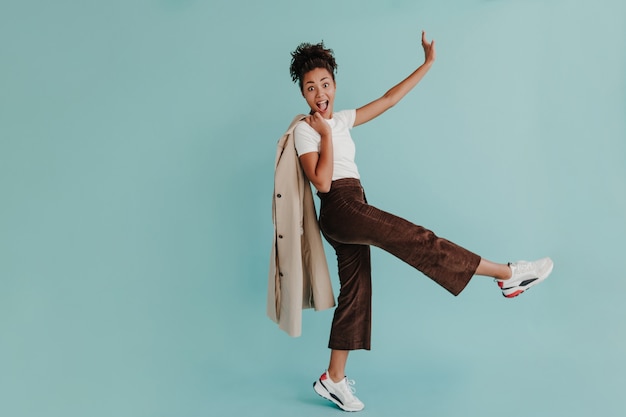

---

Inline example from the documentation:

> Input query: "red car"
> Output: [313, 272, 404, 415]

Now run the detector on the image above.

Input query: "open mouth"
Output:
[317, 100, 329, 112]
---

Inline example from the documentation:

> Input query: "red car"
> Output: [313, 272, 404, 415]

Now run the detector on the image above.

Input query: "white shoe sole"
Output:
[313, 380, 364, 412]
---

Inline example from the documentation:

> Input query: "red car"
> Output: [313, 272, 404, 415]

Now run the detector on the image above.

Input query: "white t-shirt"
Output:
[293, 109, 360, 182]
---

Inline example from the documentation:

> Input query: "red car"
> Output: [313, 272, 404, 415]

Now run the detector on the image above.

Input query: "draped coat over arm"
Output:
[267, 115, 335, 337]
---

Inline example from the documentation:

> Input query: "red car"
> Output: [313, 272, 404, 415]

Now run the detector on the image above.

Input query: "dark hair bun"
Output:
[289, 41, 337, 90]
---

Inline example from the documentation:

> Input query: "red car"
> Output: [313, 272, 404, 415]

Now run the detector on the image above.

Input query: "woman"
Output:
[289, 31, 553, 412]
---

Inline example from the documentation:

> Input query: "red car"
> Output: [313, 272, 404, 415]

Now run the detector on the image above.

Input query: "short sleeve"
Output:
[343, 109, 357, 129]
[294, 122, 320, 156]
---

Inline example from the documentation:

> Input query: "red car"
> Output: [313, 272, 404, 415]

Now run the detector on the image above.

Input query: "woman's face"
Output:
[301, 67, 336, 119]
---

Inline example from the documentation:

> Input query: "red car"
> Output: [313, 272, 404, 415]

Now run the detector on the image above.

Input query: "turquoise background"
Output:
[1, 1, 625, 416]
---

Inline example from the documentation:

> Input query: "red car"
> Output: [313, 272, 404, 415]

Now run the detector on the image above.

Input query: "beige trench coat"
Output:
[267, 115, 335, 337]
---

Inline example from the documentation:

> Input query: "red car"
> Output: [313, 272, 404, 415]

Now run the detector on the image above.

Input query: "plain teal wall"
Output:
[1, 1, 625, 416]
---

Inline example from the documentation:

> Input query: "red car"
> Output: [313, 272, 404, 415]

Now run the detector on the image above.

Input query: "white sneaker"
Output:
[497, 257, 554, 298]
[313, 371, 365, 412]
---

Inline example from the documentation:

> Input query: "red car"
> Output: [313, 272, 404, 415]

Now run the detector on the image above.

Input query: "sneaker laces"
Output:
[511, 261, 535, 278]
[339, 378, 358, 400]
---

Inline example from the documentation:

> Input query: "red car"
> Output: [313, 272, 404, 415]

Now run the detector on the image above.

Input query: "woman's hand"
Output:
[299, 111, 334, 192]
[305, 112, 331, 137]
[421, 30, 436, 65]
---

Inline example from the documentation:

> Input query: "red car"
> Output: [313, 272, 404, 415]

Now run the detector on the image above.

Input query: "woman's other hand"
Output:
[305, 112, 332, 137]
[421, 30, 436, 65]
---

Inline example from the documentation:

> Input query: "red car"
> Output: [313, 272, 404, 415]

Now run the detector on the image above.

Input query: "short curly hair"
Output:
[289, 41, 338, 91]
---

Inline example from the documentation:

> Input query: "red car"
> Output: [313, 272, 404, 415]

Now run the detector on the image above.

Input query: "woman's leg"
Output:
[328, 350, 350, 382]
[314, 221, 368, 411]
[475, 258, 512, 280]
[324, 203, 480, 295]
[319, 179, 481, 297]
[320, 220, 372, 381]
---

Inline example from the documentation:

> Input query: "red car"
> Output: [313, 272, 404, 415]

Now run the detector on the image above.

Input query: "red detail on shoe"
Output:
[497, 280, 504, 288]
[320, 372, 328, 381]
[505, 289, 524, 298]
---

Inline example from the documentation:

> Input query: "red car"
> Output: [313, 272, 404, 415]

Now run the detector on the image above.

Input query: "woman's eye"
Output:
[323, 83, 329, 88]
[308, 87, 314, 91]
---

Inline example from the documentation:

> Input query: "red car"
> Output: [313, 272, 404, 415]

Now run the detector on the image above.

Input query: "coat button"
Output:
[279, 272, 284, 277]
[278, 234, 283, 239]
[276, 193, 282, 198]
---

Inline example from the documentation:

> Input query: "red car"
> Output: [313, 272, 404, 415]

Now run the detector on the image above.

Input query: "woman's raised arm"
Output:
[354, 31, 436, 127]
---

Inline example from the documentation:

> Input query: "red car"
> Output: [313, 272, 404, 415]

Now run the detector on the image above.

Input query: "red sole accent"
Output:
[504, 289, 524, 298]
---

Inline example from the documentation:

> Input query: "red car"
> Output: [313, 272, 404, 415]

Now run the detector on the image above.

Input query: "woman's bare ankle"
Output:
[327, 369, 344, 383]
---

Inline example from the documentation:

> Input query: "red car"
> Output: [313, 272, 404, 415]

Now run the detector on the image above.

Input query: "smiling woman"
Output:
[272, 31, 555, 413]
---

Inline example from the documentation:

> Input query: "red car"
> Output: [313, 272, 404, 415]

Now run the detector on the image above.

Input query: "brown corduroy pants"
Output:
[317, 178, 481, 351]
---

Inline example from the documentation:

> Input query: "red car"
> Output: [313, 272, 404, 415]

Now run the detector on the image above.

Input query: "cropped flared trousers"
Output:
[317, 178, 481, 351]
